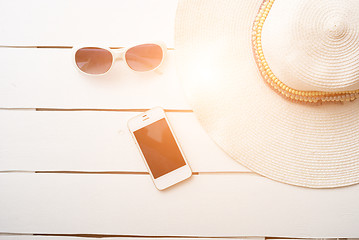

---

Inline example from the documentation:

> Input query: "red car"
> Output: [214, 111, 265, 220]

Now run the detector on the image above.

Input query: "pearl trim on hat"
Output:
[252, 0, 359, 104]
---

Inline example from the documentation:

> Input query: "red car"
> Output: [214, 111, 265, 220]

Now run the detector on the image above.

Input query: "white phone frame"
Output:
[72, 41, 167, 76]
[128, 107, 192, 190]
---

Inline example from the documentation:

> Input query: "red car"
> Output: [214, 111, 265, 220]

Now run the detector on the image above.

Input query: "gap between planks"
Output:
[0, 46, 175, 50]
[0, 108, 192, 113]
[35, 108, 193, 113]
[0, 232, 266, 239]
[0, 171, 254, 175]
[0, 108, 192, 112]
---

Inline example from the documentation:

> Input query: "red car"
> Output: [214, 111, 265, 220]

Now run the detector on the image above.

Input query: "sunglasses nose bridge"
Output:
[112, 48, 126, 61]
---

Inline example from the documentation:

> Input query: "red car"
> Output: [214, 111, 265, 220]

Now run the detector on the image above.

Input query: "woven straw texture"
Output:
[175, 0, 359, 188]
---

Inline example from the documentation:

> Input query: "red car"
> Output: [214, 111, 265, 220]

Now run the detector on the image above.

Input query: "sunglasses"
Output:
[73, 42, 167, 75]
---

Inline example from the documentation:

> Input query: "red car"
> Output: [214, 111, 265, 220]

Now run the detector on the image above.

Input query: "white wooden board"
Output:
[0, 173, 358, 237]
[0, 110, 248, 172]
[0, 0, 177, 47]
[0, 48, 190, 110]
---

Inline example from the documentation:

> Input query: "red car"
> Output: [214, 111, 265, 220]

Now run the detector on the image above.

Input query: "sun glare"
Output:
[186, 45, 222, 93]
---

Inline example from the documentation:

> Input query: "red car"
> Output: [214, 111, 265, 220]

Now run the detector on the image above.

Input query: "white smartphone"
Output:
[128, 107, 192, 190]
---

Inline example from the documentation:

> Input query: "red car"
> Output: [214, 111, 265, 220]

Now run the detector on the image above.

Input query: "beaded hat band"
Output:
[252, 0, 359, 104]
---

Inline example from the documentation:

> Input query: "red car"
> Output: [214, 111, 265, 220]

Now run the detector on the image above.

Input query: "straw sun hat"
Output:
[175, 0, 359, 188]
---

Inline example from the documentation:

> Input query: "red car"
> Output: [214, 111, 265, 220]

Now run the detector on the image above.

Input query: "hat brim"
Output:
[175, 0, 359, 188]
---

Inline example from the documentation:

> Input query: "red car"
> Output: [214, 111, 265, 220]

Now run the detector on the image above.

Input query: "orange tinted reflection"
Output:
[75, 47, 113, 74]
[125, 44, 163, 71]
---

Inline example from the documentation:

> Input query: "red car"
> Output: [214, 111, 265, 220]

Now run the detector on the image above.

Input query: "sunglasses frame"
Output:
[72, 41, 167, 76]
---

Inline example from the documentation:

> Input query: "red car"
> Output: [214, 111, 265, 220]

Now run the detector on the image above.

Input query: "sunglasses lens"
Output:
[125, 44, 163, 71]
[75, 47, 113, 74]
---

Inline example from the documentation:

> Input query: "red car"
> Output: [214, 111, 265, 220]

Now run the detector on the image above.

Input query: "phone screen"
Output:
[133, 118, 186, 179]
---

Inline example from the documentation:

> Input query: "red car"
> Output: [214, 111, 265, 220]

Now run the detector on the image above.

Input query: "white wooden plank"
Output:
[0, 110, 249, 172]
[0, 48, 190, 110]
[0, 173, 358, 237]
[0, 0, 177, 47]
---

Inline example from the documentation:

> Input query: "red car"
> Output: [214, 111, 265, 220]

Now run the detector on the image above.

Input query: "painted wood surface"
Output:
[0, 0, 177, 47]
[1, 0, 358, 238]
[0, 173, 358, 237]
[0, 48, 190, 110]
[0, 110, 248, 172]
